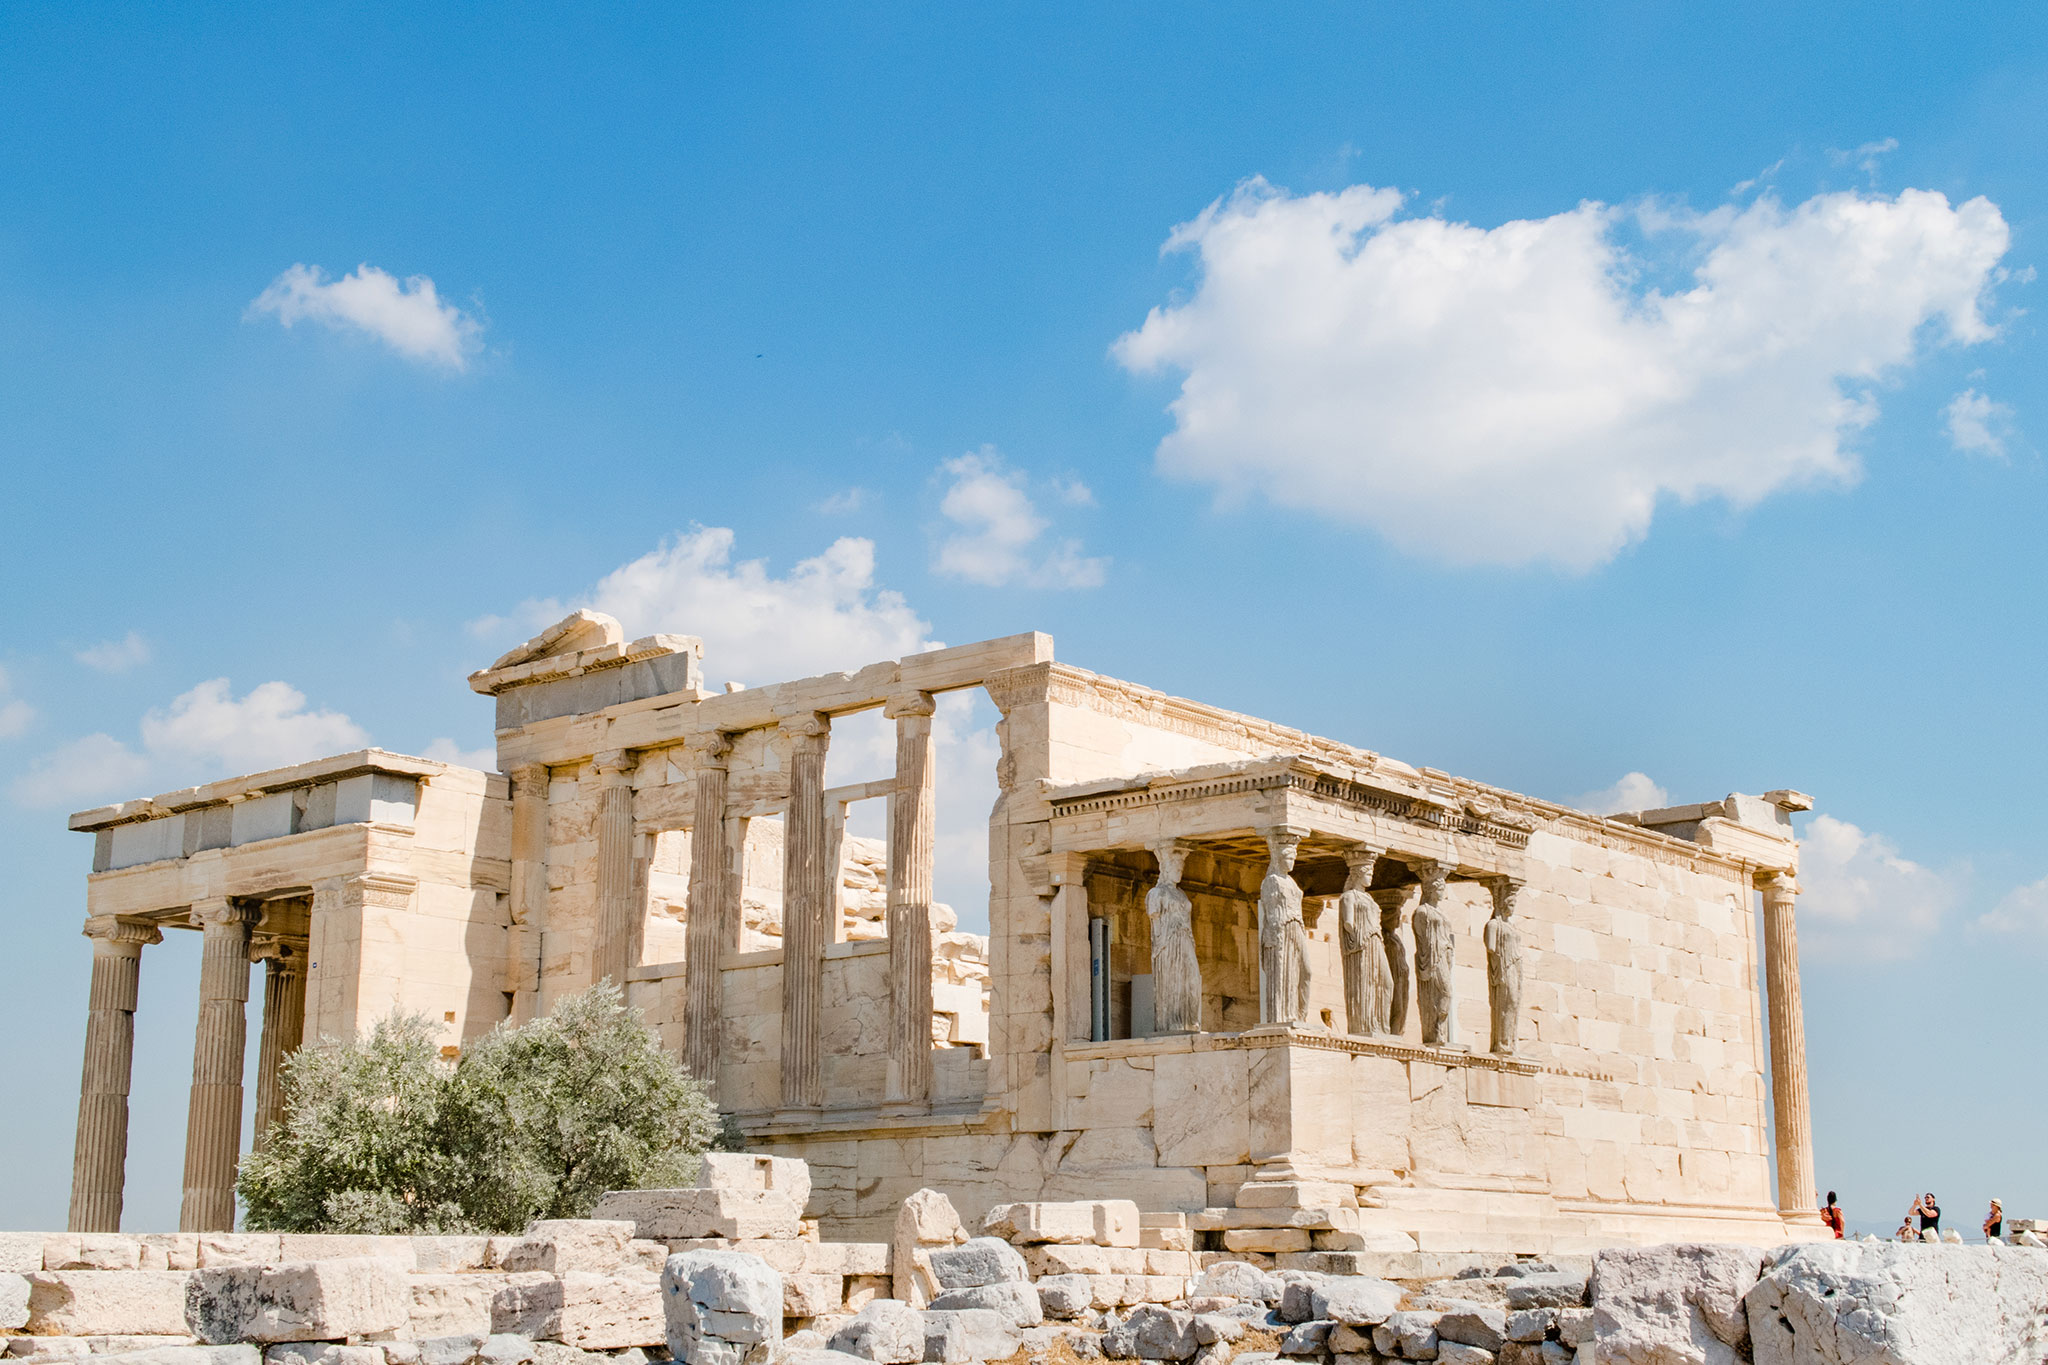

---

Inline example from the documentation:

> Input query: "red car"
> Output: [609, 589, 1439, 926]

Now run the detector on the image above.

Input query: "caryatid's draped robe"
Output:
[1411, 860, 1456, 1047]
[1258, 831, 1312, 1026]
[1146, 842, 1202, 1034]
[1338, 848, 1392, 1035]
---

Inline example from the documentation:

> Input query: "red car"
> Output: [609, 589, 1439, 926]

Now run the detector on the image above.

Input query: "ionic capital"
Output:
[192, 898, 260, 929]
[690, 729, 736, 767]
[509, 763, 551, 796]
[250, 937, 304, 969]
[83, 915, 162, 953]
[1757, 869, 1799, 902]
[883, 691, 938, 721]
[593, 750, 638, 783]
[778, 711, 831, 751]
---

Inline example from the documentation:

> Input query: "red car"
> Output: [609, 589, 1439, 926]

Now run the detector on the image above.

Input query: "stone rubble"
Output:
[15, 1180, 2048, 1365]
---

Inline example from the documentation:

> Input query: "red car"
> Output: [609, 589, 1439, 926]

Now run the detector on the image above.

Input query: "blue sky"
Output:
[3, 4, 2044, 1237]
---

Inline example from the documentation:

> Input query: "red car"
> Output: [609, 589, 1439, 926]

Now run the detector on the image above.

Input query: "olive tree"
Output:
[239, 981, 719, 1233]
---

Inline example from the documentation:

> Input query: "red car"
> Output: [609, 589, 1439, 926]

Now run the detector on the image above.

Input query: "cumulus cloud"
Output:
[1973, 875, 2048, 941]
[933, 450, 1107, 589]
[248, 263, 482, 371]
[0, 665, 34, 739]
[9, 733, 153, 808]
[75, 631, 151, 673]
[1795, 813, 1958, 960]
[503, 526, 934, 687]
[1571, 771, 1669, 815]
[1116, 178, 2010, 569]
[423, 737, 498, 771]
[1943, 388, 2017, 458]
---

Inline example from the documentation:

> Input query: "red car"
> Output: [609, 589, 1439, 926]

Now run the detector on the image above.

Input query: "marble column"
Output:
[884, 692, 937, 1106]
[592, 750, 639, 989]
[181, 898, 259, 1232]
[684, 732, 734, 1095]
[1760, 870, 1817, 1216]
[778, 713, 831, 1114]
[250, 943, 306, 1150]
[507, 763, 550, 1023]
[68, 915, 162, 1232]
[1372, 886, 1413, 1036]
[1410, 861, 1456, 1048]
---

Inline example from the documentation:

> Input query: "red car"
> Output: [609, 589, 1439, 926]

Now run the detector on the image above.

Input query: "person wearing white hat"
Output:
[1985, 1198, 2004, 1241]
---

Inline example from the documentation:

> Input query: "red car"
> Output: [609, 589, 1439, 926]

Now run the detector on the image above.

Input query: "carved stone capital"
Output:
[1342, 844, 1385, 887]
[593, 749, 638, 782]
[344, 872, 419, 910]
[509, 763, 551, 796]
[250, 936, 305, 969]
[1757, 869, 1799, 897]
[1412, 860, 1450, 903]
[192, 898, 260, 929]
[884, 690, 938, 721]
[779, 711, 831, 750]
[1487, 875, 1523, 918]
[83, 915, 162, 953]
[690, 729, 736, 767]
[1150, 837, 1194, 884]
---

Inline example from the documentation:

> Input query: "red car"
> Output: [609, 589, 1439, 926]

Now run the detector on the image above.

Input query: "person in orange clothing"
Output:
[1821, 1191, 1845, 1238]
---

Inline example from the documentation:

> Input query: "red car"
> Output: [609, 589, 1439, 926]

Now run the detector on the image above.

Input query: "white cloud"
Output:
[819, 488, 869, 515]
[933, 450, 1107, 589]
[1972, 874, 2048, 941]
[1943, 388, 2017, 458]
[0, 665, 33, 739]
[75, 631, 151, 673]
[517, 527, 935, 687]
[1051, 476, 1097, 507]
[139, 679, 369, 774]
[1572, 771, 1669, 815]
[248, 263, 481, 371]
[1115, 178, 2010, 569]
[423, 737, 498, 771]
[1830, 137, 1900, 182]
[9, 733, 153, 807]
[1795, 813, 1958, 960]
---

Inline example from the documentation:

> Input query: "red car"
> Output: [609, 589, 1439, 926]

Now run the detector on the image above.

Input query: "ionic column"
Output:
[250, 942, 306, 1150]
[884, 692, 938, 1107]
[592, 750, 639, 988]
[684, 732, 734, 1094]
[69, 915, 162, 1232]
[181, 898, 259, 1232]
[1760, 870, 1817, 1217]
[778, 713, 831, 1114]
[507, 763, 551, 1023]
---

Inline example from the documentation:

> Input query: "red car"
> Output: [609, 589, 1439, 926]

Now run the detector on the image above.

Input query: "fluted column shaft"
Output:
[1760, 871, 1816, 1216]
[181, 899, 258, 1232]
[885, 693, 937, 1106]
[69, 916, 161, 1232]
[251, 948, 306, 1150]
[685, 734, 734, 1095]
[779, 714, 831, 1112]
[507, 764, 551, 1023]
[593, 751, 639, 988]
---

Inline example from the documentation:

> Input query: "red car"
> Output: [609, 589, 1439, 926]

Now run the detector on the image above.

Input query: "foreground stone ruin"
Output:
[7, 1178, 2046, 1365]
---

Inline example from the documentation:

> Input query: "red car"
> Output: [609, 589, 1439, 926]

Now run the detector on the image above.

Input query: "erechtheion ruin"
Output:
[62, 614, 1825, 1256]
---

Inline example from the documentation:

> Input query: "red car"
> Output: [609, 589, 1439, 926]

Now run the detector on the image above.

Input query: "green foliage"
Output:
[238, 981, 720, 1234]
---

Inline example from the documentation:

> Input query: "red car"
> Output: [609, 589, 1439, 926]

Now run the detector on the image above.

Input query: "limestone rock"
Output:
[28, 1271, 196, 1337]
[926, 1282, 1043, 1328]
[1193, 1315, 1244, 1346]
[1436, 1303, 1506, 1352]
[693, 1155, 814, 1216]
[594, 1190, 802, 1243]
[1745, 1241, 2048, 1365]
[1436, 1344, 1496, 1365]
[663, 1251, 783, 1365]
[1035, 1276, 1094, 1320]
[827, 1300, 925, 1364]
[90, 1348, 260, 1365]
[775, 1351, 869, 1365]
[262, 1345, 385, 1365]
[893, 1190, 966, 1309]
[410, 1240, 493, 1274]
[1503, 1276, 1586, 1311]
[983, 1203, 1141, 1249]
[1372, 1312, 1440, 1359]
[42, 1236, 142, 1272]
[1590, 1244, 1763, 1365]
[497, 1223, 636, 1274]
[1308, 1279, 1402, 1326]
[186, 1260, 410, 1346]
[408, 1275, 505, 1339]
[1505, 1308, 1553, 1343]
[927, 1240, 1028, 1290]
[491, 1274, 664, 1350]
[1190, 1264, 1281, 1306]
[0, 1232, 45, 1273]
[1555, 1308, 1592, 1349]
[1276, 1320, 1329, 1355]
[2, 1271, 30, 1330]
[1124, 1306, 1199, 1361]
[921, 1308, 1021, 1363]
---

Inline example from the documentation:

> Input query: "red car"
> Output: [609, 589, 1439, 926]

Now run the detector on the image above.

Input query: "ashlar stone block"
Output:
[185, 1259, 410, 1345]
[27, 1271, 195, 1338]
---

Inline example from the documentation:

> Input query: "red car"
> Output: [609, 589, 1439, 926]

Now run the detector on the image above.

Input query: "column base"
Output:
[878, 1099, 930, 1118]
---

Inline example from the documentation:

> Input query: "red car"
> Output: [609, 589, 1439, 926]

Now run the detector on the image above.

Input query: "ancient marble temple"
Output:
[63, 613, 1824, 1255]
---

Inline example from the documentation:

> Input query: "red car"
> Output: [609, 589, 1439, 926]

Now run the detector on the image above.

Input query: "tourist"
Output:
[1913, 1192, 1941, 1234]
[1821, 1191, 1845, 1238]
[1985, 1199, 2003, 1241]
[1895, 1219, 1917, 1242]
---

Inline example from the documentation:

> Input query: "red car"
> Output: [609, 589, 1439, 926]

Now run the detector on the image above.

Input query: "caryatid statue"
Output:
[1338, 846, 1392, 1035]
[1258, 828, 1312, 1027]
[1484, 876, 1524, 1056]
[1146, 839, 1202, 1034]
[1373, 883, 1412, 1035]
[1410, 859, 1457, 1048]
